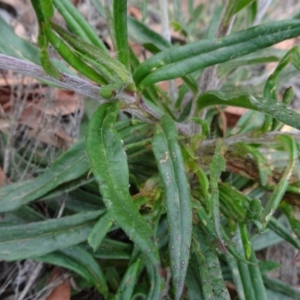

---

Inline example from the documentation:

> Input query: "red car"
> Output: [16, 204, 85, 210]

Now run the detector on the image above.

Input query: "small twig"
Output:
[254, 0, 272, 25]
[17, 261, 43, 300]
[160, 0, 171, 41]
[56, 194, 67, 218]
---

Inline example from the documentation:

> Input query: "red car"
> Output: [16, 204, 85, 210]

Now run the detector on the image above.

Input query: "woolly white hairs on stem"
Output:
[0, 54, 135, 104]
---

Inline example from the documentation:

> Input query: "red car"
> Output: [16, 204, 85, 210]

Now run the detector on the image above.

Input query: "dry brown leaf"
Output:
[0, 76, 82, 147]
[225, 107, 248, 127]
[128, 6, 142, 20]
[37, 89, 83, 116]
[46, 268, 71, 300]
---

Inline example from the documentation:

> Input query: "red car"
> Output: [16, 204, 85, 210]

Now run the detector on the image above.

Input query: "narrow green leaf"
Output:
[219, 183, 248, 222]
[128, 16, 171, 51]
[0, 211, 102, 261]
[218, 48, 282, 74]
[240, 223, 251, 259]
[197, 91, 300, 130]
[193, 247, 214, 300]
[39, 47, 61, 79]
[52, 0, 107, 51]
[198, 229, 231, 300]
[263, 275, 300, 299]
[127, 15, 197, 92]
[9, 206, 44, 223]
[29, 0, 54, 47]
[223, 0, 255, 25]
[0, 142, 89, 212]
[236, 231, 256, 300]
[195, 201, 252, 264]
[206, 5, 223, 39]
[50, 22, 130, 84]
[0, 15, 40, 64]
[222, 228, 254, 265]
[85, 102, 160, 268]
[115, 259, 142, 299]
[263, 46, 300, 130]
[281, 202, 300, 240]
[134, 19, 300, 88]
[261, 135, 297, 225]
[210, 139, 226, 245]
[225, 251, 246, 300]
[90, 238, 133, 260]
[37, 245, 108, 296]
[43, 22, 106, 84]
[113, 0, 130, 70]
[248, 249, 268, 300]
[237, 260, 256, 300]
[186, 253, 205, 300]
[146, 262, 163, 300]
[62, 246, 108, 294]
[152, 114, 193, 300]
[29, 0, 62, 78]
[235, 143, 271, 186]
[88, 212, 113, 251]
[272, 87, 294, 130]
[259, 260, 281, 274]
[267, 217, 300, 249]
[264, 46, 300, 101]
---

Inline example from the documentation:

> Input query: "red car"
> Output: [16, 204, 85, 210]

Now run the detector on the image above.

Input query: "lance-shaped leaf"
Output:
[261, 135, 297, 225]
[223, 0, 255, 26]
[91, 238, 133, 260]
[196, 228, 231, 300]
[235, 228, 256, 300]
[263, 275, 300, 299]
[191, 247, 214, 300]
[0, 15, 40, 64]
[267, 218, 300, 249]
[128, 16, 171, 52]
[225, 251, 246, 300]
[113, 0, 130, 70]
[263, 46, 300, 130]
[85, 102, 160, 268]
[210, 140, 226, 247]
[115, 259, 142, 299]
[29, 0, 60, 78]
[52, 0, 107, 51]
[186, 253, 205, 300]
[152, 114, 192, 300]
[88, 212, 113, 251]
[29, 0, 54, 47]
[43, 21, 106, 84]
[0, 142, 89, 212]
[281, 202, 300, 241]
[36, 245, 108, 296]
[50, 22, 131, 84]
[248, 248, 268, 300]
[197, 91, 300, 130]
[0, 211, 102, 261]
[264, 46, 300, 101]
[133, 19, 300, 88]
[195, 202, 253, 265]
